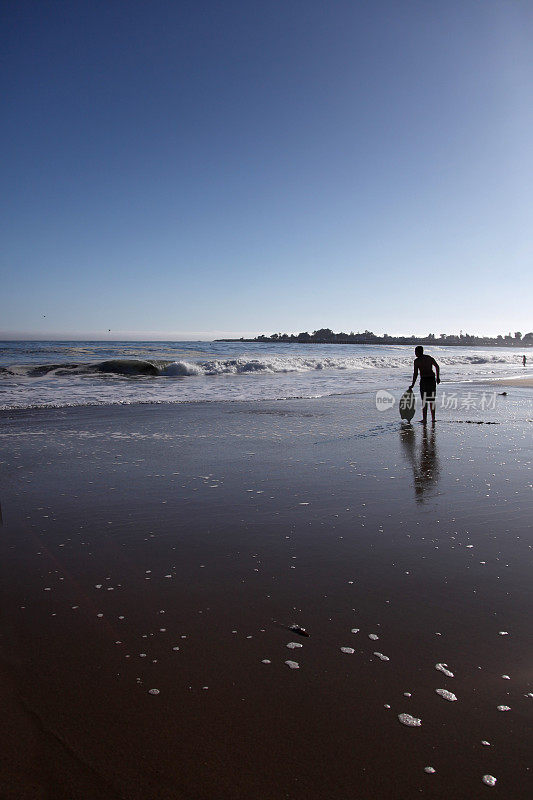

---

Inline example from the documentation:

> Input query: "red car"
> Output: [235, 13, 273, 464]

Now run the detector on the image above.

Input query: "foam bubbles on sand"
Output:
[340, 647, 355, 654]
[482, 775, 497, 786]
[436, 689, 457, 701]
[435, 663, 454, 677]
[497, 705, 511, 711]
[285, 660, 299, 669]
[286, 642, 303, 649]
[373, 652, 389, 661]
[398, 713, 421, 727]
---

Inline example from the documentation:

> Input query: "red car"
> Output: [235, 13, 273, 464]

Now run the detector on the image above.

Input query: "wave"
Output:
[2, 359, 164, 377]
[0, 352, 518, 380]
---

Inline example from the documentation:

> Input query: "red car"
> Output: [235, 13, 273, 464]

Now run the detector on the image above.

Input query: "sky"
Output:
[1, 0, 532, 340]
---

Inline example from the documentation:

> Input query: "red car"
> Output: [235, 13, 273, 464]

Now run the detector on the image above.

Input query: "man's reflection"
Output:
[400, 424, 440, 502]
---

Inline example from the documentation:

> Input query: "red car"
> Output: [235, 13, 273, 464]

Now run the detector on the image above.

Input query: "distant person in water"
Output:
[523, 355, 527, 367]
[409, 346, 441, 424]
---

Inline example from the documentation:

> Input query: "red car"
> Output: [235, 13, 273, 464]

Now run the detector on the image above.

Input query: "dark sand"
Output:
[0, 392, 531, 799]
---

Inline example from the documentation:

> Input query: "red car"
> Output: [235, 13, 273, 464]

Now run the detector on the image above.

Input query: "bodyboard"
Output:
[399, 388, 416, 422]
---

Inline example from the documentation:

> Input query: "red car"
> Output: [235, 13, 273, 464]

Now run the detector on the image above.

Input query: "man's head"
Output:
[415, 346, 424, 357]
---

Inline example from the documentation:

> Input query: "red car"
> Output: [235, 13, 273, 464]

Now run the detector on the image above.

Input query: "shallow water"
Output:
[0, 340, 528, 409]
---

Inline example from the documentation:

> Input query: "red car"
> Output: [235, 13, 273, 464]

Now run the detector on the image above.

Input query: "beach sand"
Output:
[488, 376, 533, 388]
[0, 391, 531, 799]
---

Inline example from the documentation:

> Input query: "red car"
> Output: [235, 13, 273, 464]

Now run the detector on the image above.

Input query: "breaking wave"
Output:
[0, 352, 516, 380]
[0, 341, 527, 412]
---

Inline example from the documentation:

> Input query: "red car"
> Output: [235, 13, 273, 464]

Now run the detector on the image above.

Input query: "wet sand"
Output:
[488, 376, 533, 388]
[0, 392, 532, 799]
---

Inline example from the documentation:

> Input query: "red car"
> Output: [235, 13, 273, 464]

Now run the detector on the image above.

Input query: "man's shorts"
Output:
[420, 376, 437, 403]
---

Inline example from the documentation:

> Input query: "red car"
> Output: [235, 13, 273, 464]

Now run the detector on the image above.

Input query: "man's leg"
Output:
[421, 392, 428, 424]
[429, 383, 437, 422]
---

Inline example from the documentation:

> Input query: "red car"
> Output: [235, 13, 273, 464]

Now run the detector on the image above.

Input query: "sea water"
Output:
[0, 340, 528, 411]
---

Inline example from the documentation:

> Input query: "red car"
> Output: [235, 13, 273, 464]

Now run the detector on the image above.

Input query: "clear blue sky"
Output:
[2, 0, 532, 339]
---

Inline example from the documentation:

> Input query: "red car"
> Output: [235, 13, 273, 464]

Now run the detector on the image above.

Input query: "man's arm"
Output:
[432, 357, 441, 384]
[409, 361, 419, 389]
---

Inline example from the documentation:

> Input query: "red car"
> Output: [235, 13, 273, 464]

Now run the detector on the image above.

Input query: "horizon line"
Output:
[0, 328, 529, 342]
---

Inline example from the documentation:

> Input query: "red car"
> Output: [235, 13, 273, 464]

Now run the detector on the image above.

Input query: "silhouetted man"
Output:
[409, 346, 440, 424]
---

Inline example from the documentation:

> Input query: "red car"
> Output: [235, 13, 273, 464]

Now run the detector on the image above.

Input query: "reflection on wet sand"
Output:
[400, 424, 440, 502]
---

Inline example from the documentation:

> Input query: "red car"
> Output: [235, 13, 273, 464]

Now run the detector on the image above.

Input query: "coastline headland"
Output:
[217, 328, 533, 347]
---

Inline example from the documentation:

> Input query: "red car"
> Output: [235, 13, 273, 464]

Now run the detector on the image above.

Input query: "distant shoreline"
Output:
[216, 338, 532, 347]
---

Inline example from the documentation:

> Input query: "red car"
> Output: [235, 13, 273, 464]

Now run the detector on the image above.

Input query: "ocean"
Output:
[0, 340, 528, 411]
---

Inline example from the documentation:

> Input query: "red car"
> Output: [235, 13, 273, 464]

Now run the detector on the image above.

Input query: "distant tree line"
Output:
[218, 328, 533, 346]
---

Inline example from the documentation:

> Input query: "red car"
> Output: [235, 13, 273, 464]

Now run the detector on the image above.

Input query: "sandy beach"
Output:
[1, 390, 531, 799]
[3, 0, 533, 793]
[487, 377, 533, 388]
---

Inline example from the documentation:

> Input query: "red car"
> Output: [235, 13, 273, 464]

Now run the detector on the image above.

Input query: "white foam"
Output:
[435, 663, 454, 677]
[341, 647, 355, 654]
[501, 675, 510, 680]
[374, 652, 389, 661]
[286, 642, 303, 649]
[261, 659, 271, 664]
[481, 741, 491, 746]
[285, 660, 299, 669]
[163, 361, 202, 376]
[148, 688, 160, 695]
[351, 628, 360, 634]
[368, 634, 379, 640]
[498, 631, 509, 635]
[482, 775, 497, 786]
[2, 342, 521, 410]
[436, 689, 457, 701]
[424, 767, 436, 774]
[398, 713, 421, 727]
[497, 705, 511, 711]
